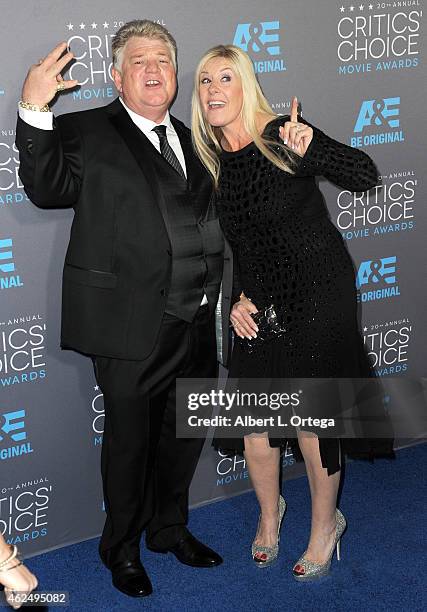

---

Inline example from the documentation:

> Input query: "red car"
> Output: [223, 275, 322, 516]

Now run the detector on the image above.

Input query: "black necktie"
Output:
[152, 125, 186, 180]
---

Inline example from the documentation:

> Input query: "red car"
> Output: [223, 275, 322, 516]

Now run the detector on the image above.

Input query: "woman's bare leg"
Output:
[243, 434, 281, 555]
[296, 432, 341, 563]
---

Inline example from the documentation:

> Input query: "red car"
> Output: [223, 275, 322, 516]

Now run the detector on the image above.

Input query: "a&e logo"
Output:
[233, 21, 286, 74]
[356, 256, 400, 302]
[351, 97, 404, 147]
[0, 238, 23, 290]
[0, 409, 33, 461]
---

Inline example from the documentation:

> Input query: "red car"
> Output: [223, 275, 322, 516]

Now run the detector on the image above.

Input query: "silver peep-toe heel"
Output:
[292, 508, 347, 581]
[252, 495, 287, 568]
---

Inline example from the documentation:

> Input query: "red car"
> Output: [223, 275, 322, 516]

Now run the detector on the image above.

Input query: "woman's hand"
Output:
[230, 294, 259, 339]
[279, 96, 313, 157]
[0, 545, 38, 609]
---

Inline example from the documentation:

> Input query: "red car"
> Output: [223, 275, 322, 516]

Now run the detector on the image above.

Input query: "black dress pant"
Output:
[93, 305, 217, 565]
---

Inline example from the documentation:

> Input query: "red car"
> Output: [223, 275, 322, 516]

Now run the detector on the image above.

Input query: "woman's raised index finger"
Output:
[290, 96, 298, 123]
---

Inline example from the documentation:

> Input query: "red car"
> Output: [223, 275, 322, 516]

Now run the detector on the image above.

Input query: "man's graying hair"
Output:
[112, 20, 178, 71]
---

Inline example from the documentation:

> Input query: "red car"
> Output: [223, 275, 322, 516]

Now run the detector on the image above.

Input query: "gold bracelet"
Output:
[19, 100, 50, 112]
[0, 545, 17, 569]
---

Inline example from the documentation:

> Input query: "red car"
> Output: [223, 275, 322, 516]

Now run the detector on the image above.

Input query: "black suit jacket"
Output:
[16, 98, 233, 362]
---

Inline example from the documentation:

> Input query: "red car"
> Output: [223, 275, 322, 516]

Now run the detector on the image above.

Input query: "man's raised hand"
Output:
[21, 42, 78, 108]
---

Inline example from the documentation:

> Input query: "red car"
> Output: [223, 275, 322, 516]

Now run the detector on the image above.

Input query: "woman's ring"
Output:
[56, 82, 66, 92]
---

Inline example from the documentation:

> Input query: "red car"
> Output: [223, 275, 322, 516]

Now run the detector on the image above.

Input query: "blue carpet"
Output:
[26, 444, 426, 611]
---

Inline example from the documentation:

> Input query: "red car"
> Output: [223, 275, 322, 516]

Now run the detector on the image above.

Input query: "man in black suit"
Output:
[16, 19, 227, 598]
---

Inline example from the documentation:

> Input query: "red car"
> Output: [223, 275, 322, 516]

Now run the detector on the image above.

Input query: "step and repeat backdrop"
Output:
[0, 1, 426, 556]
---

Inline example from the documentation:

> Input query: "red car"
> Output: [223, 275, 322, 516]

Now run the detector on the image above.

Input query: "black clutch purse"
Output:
[240, 304, 286, 354]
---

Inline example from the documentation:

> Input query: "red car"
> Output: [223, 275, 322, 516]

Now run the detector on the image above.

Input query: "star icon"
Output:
[340, 5, 345, 11]
[363, 326, 368, 332]
[91, 22, 97, 29]
[349, 5, 355, 11]
[79, 22, 86, 30]
[94, 385, 99, 391]
[359, 3, 364, 9]
[67, 23, 74, 31]
[369, 3, 373, 8]
[103, 21, 109, 28]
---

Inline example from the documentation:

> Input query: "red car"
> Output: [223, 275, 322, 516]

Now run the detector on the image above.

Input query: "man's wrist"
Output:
[18, 104, 54, 130]
[19, 100, 50, 112]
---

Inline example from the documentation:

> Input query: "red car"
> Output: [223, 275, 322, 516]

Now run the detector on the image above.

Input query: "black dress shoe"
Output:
[110, 559, 153, 598]
[149, 532, 223, 568]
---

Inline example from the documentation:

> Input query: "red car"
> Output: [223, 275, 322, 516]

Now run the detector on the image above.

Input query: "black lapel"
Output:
[105, 99, 172, 237]
[105, 99, 158, 186]
[170, 117, 199, 190]
[171, 116, 214, 220]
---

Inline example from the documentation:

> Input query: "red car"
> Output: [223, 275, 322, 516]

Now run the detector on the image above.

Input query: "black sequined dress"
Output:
[214, 115, 394, 475]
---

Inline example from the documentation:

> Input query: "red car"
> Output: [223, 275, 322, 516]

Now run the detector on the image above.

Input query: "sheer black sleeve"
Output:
[272, 115, 381, 191]
[280, 115, 382, 192]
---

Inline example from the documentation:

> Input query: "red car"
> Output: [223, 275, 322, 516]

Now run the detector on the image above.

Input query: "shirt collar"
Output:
[119, 97, 173, 136]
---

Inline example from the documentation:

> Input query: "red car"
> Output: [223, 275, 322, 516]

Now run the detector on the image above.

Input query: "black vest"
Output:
[142, 128, 224, 322]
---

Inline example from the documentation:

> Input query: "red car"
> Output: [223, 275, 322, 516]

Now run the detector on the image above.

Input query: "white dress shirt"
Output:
[118, 98, 187, 178]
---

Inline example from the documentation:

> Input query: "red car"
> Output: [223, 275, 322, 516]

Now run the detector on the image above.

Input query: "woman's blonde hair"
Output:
[191, 45, 296, 188]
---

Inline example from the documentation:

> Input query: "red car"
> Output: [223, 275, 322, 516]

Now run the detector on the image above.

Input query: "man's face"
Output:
[112, 36, 177, 121]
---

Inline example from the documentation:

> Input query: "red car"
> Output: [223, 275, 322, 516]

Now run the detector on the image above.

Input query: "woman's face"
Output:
[198, 57, 243, 130]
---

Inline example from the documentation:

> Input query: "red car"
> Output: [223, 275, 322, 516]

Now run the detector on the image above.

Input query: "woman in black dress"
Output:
[191, 45, 394, 580]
